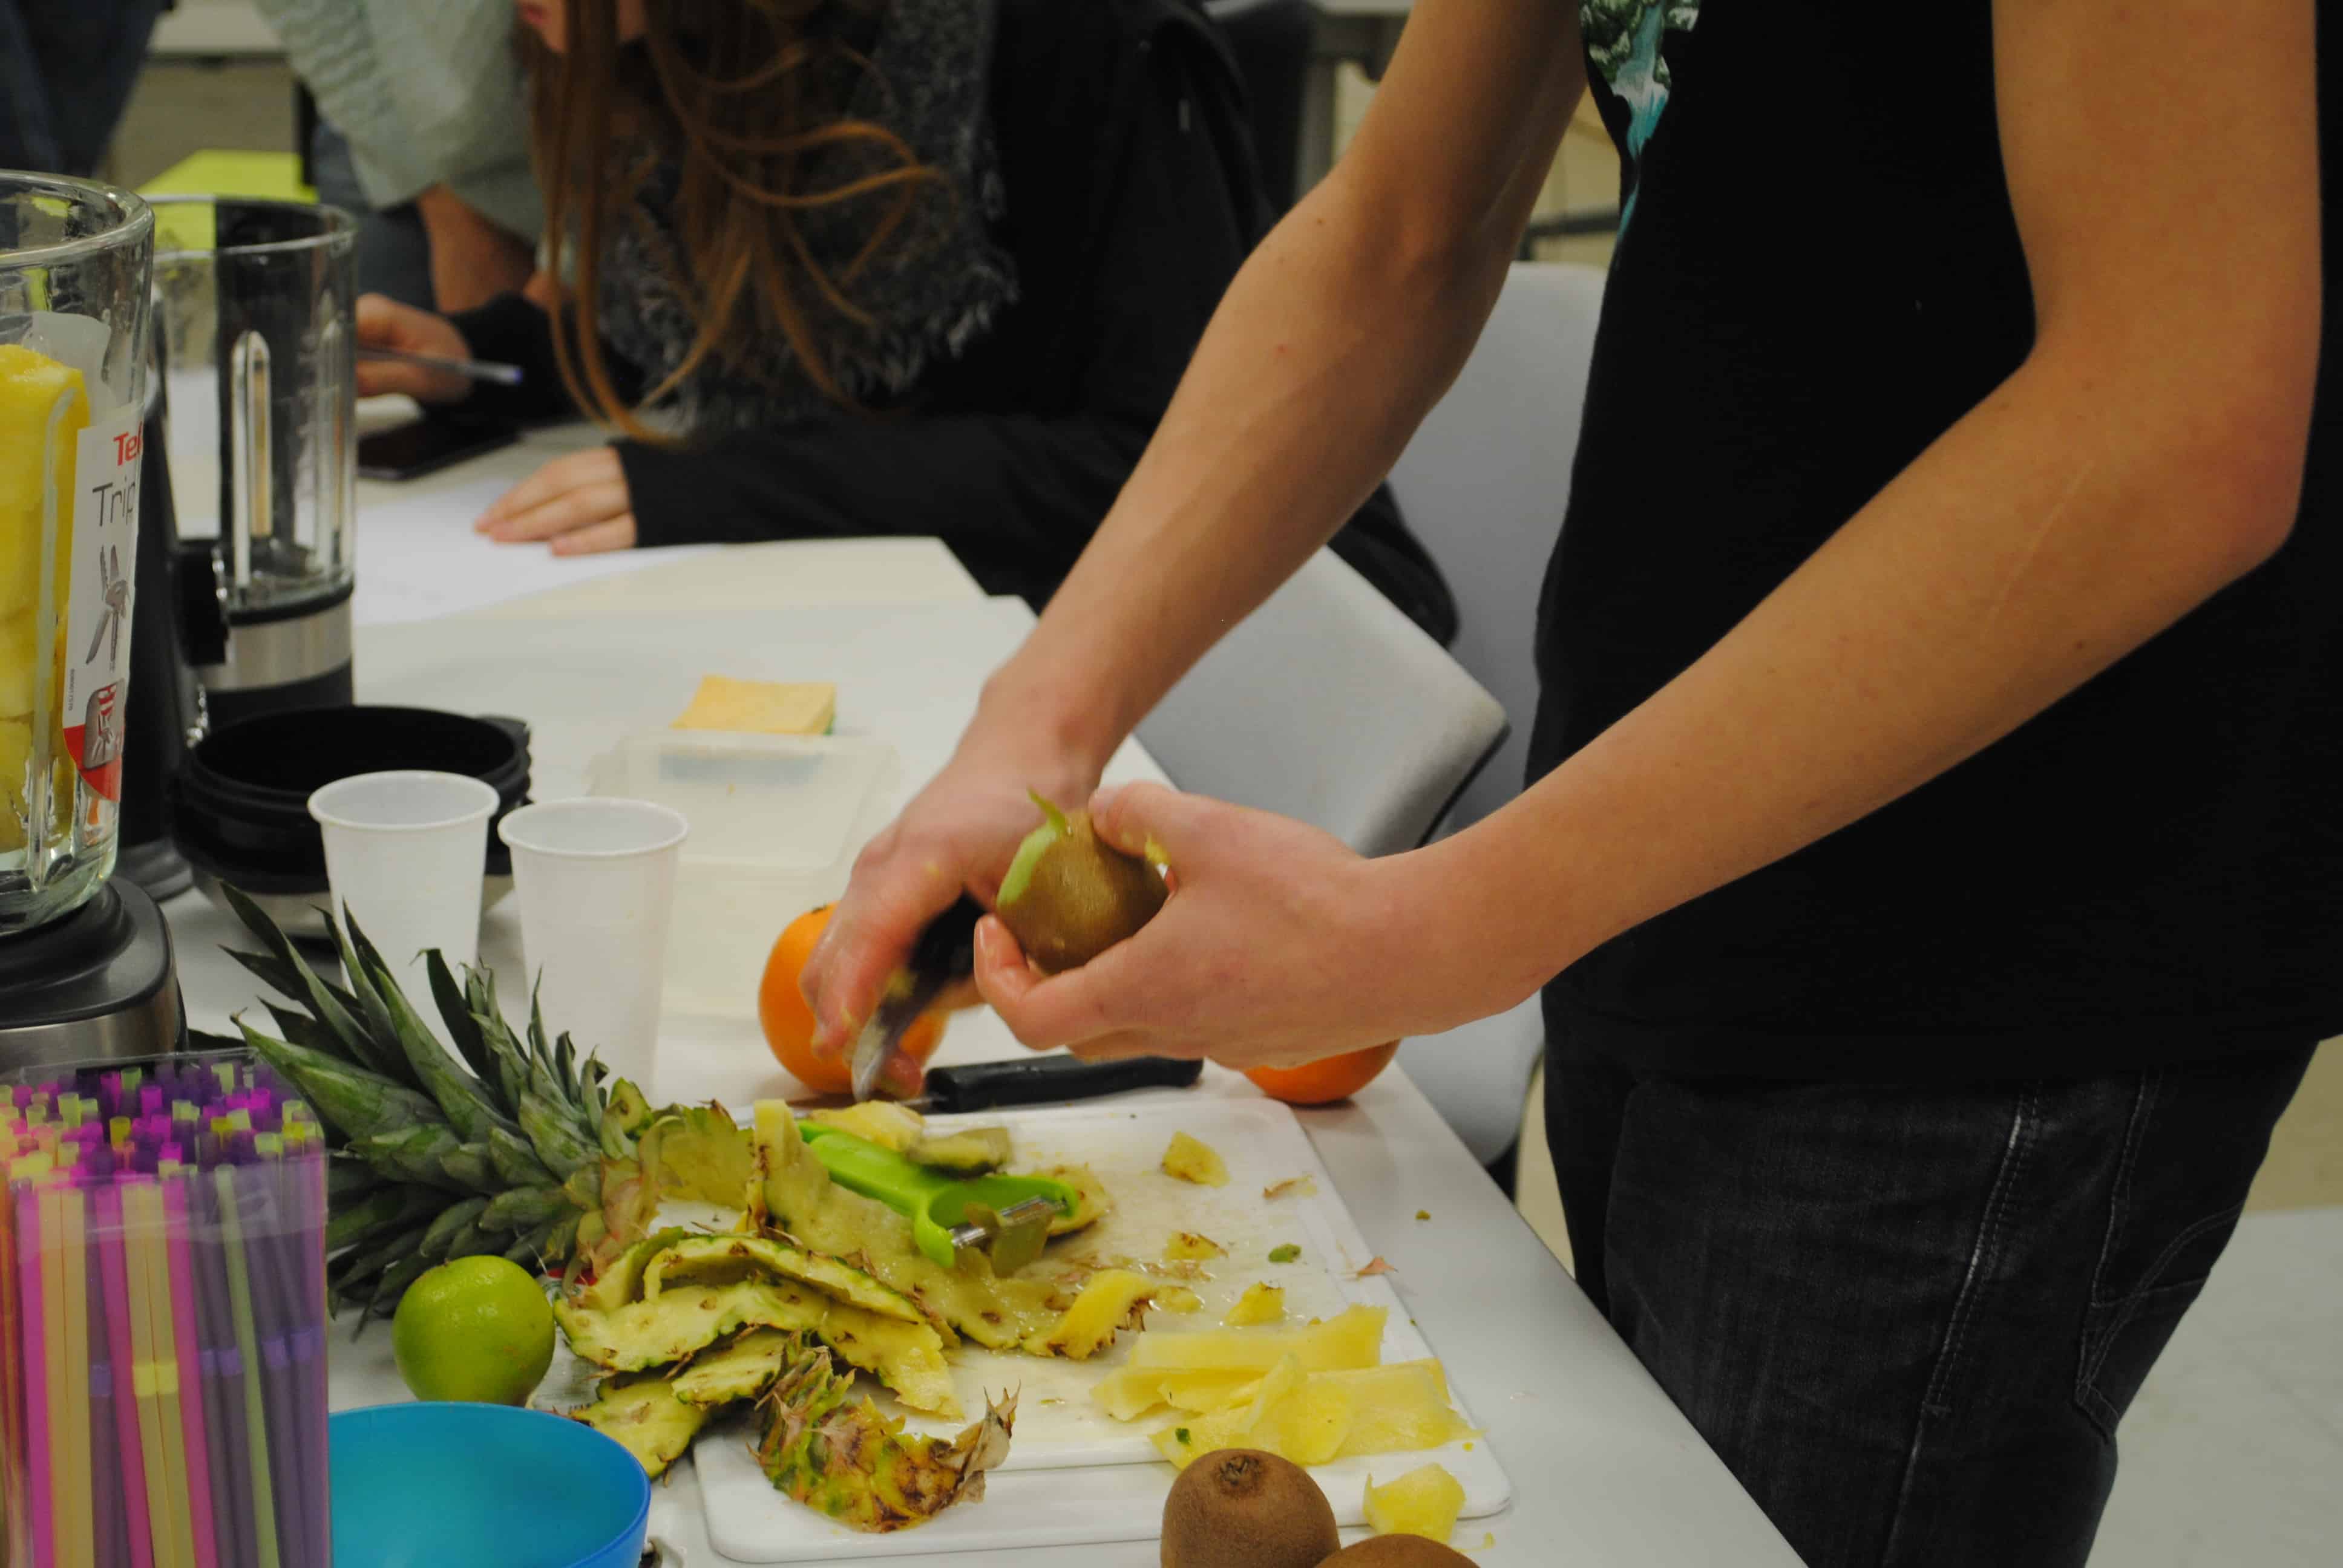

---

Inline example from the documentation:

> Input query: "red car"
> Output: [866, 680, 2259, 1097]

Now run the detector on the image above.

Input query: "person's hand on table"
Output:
[475, 448, 637, 555]
[974, 782, 1443, 1072]
[800, 728, 1103, 1069]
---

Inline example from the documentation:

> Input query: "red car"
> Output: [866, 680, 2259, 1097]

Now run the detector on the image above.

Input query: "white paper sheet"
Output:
[352, 470, 721, 627]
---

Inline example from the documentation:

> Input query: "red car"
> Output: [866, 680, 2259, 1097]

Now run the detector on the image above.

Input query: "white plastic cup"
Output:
[307, 771, 500, 1001]
[497, 798, 689, 1096]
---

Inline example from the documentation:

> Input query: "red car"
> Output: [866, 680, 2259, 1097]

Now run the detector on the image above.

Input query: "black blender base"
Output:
[116, 837, 195, 903]
[0, 881, 185, 1073]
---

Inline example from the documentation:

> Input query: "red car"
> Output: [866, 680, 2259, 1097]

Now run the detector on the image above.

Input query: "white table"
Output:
[157, 433, 1798, 1564]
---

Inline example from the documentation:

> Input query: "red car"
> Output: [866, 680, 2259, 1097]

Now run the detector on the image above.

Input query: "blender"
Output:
[151, 197, 357, 727]
[0, 171, 183, 1067]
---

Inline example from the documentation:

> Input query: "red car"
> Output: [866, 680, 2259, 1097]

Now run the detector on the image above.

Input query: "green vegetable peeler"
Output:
[799, 1124, 1078, 1275]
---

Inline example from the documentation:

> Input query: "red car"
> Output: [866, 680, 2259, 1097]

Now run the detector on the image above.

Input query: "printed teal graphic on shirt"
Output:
[1582, 2, 1700, 228]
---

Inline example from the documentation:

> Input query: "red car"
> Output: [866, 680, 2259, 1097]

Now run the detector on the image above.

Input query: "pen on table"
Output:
[356, 347, 525, 387]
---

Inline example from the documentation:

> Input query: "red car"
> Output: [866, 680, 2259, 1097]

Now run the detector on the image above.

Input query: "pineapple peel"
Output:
[749, 1101, 1077, 1350]
[554, 1275, 960, 1417]
[566, 1372, 710, 1480]
[758, 1351, 1017, 1533]
[637, 1101, 755, 1207]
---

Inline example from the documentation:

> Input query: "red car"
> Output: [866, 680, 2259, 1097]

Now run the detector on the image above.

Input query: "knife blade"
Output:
[849, 895, 986, 1100]
[798, 1051, 1206, 1113]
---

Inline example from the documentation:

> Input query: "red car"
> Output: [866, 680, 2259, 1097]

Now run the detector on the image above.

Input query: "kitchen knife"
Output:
[849, 895, 986, 1101]
[801, 1052, 1205, 1114]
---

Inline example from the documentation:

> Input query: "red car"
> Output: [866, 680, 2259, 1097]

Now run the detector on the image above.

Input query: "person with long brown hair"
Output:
[356, 0, 1456, 635]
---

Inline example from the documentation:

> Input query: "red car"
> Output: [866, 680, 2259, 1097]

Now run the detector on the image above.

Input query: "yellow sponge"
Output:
[670, 675, 836, 736]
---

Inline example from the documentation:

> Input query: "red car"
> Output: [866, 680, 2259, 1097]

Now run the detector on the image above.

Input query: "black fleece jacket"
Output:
[448, 0, 1456, 641]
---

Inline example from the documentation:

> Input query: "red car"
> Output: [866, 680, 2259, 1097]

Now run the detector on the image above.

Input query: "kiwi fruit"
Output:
[1161, 1448, 1338, 1568]
[1317, 1538, 1476, 1567]
[996, 791, 1167, 973]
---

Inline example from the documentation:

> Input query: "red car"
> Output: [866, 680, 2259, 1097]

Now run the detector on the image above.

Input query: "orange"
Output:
[759, 905, 944, 1095]
[1245, 1042, 1401, 1106]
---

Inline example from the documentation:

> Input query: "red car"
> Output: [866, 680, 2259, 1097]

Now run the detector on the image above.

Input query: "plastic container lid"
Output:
[585, 730, 890, 872]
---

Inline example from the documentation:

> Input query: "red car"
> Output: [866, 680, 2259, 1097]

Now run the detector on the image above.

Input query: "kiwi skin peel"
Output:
[996, 791, 1168, 973]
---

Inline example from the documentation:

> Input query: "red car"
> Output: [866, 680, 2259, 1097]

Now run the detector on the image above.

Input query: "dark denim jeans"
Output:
[0, 0, 167, 175]
[1546, 1045, 2315, 1568]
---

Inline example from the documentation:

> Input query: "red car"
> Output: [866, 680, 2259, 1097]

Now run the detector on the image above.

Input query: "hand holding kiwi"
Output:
[995, 791, 1168, 973]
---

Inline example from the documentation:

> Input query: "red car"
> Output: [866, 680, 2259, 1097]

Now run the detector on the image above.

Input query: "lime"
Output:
[392, 1256, 557, 1406]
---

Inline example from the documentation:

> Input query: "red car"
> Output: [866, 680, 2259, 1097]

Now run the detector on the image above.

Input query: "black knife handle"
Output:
[922, 1055, 1204, 1114]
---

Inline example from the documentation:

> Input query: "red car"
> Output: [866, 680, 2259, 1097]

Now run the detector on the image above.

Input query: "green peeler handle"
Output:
[801, 1125, 1078, 1268]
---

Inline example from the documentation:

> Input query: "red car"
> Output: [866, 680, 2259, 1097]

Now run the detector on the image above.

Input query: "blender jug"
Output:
[152, 198, 357, 727]
[0, 173, 154, 936]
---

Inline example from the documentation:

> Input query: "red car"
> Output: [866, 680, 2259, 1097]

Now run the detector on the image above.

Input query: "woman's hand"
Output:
[355, 294, 472, 402]
[476, 448, 637, 555]
[800, 724, 1104, 1062]
[973, 782, 1457, 1071]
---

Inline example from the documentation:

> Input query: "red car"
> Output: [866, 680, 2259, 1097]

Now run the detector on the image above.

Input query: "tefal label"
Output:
[62, 405, 140, 803]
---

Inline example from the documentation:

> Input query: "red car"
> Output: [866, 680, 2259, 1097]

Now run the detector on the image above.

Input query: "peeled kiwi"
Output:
[1160, 1448, 1337, 1568]
[1317, 1538, 1476, 1567]
[996, 791, 1167, 973]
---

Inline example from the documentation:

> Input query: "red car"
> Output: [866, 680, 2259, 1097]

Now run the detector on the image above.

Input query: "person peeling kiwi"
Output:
[994, 792, 1168, 973]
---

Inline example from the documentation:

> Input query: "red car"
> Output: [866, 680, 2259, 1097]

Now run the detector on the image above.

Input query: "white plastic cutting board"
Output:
[690, 1099, 1513, 1561]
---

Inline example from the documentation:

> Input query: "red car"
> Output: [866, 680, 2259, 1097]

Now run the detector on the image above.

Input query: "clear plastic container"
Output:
[1, 1050, 330, 1568]
[0, 174, 154, 935]
[584, 731, 896, 1016]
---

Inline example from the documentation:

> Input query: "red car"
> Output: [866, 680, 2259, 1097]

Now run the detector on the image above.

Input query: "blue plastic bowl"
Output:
[330, 1402, 650, 1568]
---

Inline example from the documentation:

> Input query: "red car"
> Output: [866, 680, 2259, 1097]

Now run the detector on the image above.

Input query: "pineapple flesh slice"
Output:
[805, 1102, 926, 1152]
[906, 1126, 1013, 1174]
[1365, 1464, 1467, 1543]
[1324, 1362, 1476, 1455]
[1129, 1304, 1386, 1373]
[1163, 1231, 1224, 1262]
[1155, 1286, 1204, 1314]
[1224, 1282, 1286, 1325]
[1036, 1163, 1112, 1236]
[1150, 1354, 1351, 1469]
[1161, 1132, 1229, 1187]
[1043, 1268, 1155, 1359]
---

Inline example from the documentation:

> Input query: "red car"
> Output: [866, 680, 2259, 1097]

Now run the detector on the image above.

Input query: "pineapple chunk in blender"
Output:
[0, 345, 89, 856]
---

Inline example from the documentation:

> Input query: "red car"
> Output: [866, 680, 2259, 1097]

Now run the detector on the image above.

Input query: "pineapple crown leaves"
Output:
[216, 882, 664, 1318]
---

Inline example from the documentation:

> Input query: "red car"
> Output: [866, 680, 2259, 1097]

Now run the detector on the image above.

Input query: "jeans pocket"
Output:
[2073, 1210, 2236, 1438]
[2070, 1066, 2269, 1439]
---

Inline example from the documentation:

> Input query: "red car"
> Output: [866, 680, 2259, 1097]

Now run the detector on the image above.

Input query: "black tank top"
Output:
[1532, 4, 2343, 1076]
